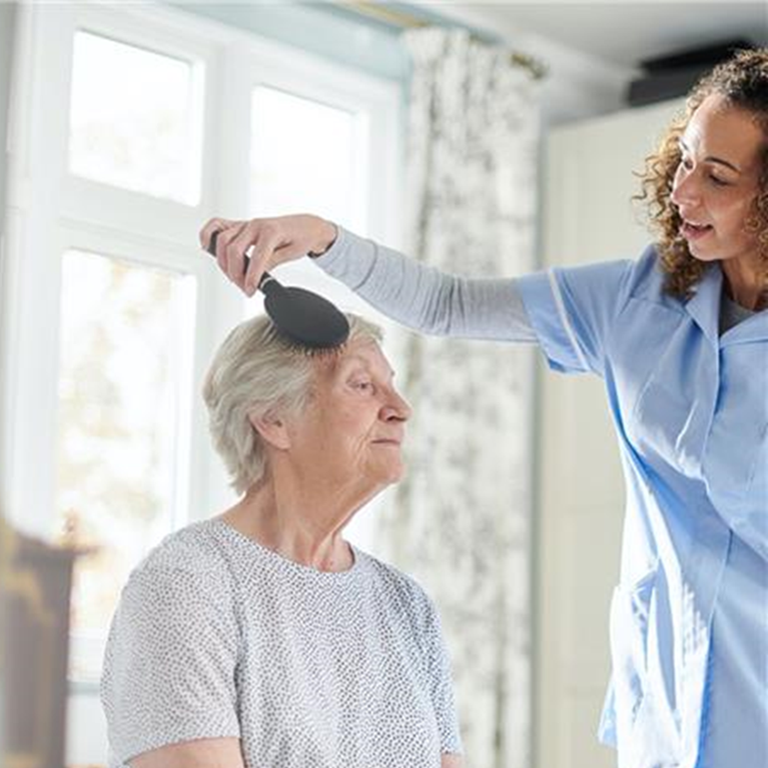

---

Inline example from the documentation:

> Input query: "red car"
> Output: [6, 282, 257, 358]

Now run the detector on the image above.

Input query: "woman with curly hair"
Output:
[201, 48, 767, 768]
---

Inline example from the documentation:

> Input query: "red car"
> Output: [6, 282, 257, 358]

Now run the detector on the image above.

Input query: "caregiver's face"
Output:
[288, 337, 412, 493]
[671, 93, 764, 265]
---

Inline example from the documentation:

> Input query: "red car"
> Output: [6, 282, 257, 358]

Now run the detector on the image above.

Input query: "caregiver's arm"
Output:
[315, 226, 536, 342]
[199, 215, 536, 343]
[131, 737, 245, 768]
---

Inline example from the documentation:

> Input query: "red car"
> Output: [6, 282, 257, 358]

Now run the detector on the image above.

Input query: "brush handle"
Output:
[207, 230, 278, 293]
[240, 253, 277, 293]
[256, 272, 287, 299]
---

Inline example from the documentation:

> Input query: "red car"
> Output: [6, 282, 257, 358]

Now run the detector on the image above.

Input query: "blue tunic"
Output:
[516, 247, 767, 768]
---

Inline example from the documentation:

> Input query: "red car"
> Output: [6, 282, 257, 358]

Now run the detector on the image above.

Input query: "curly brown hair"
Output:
[635, 48, 768, 299]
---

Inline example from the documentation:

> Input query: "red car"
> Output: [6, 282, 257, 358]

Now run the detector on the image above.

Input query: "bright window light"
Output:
[54, 249, 196, 682]
[69, 30, 201, 204]
[250, 85, 366, 227]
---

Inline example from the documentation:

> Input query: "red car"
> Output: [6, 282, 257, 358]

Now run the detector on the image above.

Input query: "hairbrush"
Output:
[207, 230, 350, 354]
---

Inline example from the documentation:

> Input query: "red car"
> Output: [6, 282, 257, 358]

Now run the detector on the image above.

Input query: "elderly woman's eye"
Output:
[353, 380, 373, 391]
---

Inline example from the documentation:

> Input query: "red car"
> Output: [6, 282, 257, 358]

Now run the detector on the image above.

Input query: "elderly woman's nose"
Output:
[382, 389, 412, 421]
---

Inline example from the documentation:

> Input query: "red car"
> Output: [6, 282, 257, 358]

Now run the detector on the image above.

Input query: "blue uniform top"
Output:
[516, 246, 768, 768]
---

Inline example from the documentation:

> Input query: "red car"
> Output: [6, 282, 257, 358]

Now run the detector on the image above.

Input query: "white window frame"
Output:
[2, 0, 402, 687]
[2, 3, 224, 541]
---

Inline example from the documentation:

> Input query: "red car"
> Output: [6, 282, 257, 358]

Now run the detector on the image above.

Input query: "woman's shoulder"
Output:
[539, 243, 679, 313]
[105, 521, 242, 688]
[623, 243, 686, 312]
[128, 518, 234, 589]
[109, 521, 242, 640]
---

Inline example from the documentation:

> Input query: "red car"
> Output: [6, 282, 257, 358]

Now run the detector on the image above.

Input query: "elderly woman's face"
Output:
[285, 337, 411, 496]
[671, 93, 764, 266]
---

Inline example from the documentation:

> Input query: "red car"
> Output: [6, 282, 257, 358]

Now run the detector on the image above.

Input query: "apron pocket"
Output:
[609, 565, 658, 731]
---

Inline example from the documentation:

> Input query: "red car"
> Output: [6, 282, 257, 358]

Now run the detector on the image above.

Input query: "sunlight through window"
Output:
[250, 85, 366, 225]
[69, 30, 201, 203]
[54, 249, 196, 681]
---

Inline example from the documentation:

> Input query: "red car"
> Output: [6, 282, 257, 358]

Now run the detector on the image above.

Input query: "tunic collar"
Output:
[685, 263, 768, 346]
[684, 264, 722, 345]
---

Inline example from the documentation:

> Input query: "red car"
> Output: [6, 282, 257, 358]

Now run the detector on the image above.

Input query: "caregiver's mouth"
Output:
[681, 221, 714, 241]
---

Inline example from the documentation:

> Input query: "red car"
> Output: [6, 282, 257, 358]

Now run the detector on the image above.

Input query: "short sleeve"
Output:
[423, 601, 464, 755]
[516, 259, 634, 376]
[100, 563, 241, 765]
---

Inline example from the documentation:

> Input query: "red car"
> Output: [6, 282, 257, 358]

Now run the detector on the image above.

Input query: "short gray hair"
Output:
[202, 312, 383, 494]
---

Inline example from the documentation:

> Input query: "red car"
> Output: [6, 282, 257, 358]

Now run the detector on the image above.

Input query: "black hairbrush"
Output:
[207, 230, 350, 353]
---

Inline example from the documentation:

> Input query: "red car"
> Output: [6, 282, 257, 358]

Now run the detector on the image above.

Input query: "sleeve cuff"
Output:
[117, 720, 241, 767]
[312, 224, 353, 275]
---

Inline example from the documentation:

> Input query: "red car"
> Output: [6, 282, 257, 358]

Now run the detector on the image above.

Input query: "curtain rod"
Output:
[341, 1, 547, 79]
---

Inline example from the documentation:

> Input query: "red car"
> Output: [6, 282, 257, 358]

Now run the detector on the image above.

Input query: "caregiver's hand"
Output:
[199, 214, 338, 296]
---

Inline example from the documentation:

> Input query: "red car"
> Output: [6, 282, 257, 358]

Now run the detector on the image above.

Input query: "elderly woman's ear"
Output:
[248, 410, 291, 450]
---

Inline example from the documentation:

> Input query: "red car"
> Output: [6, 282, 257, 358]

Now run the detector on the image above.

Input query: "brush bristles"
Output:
[298, 342, 348, 358]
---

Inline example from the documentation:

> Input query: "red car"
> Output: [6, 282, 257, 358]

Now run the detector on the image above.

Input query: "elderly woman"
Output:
[202, 50, 768, 768]
[100, 314, 464, 768]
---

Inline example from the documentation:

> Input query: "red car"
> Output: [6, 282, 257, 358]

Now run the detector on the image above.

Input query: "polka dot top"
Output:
[101, 518, 463, 767]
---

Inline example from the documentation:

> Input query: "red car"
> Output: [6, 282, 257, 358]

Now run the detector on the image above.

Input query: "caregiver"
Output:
[200, 49, 768, 768]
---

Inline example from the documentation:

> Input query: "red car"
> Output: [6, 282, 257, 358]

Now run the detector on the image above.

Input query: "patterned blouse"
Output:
[101, 518, 463, 767]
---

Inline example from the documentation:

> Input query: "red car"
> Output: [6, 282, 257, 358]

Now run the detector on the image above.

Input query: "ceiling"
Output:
[432, 1, 767, 72]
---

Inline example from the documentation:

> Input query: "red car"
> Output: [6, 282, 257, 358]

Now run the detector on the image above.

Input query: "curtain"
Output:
[379, 27, 540, 768]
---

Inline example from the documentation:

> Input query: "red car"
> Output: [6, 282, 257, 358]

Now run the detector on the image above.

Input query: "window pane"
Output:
[69, 31, 201, 204]
[250, 86, 365, 226]
[54, 249, 195, 682]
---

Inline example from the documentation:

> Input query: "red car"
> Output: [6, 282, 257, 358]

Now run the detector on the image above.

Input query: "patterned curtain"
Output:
[378, 27, 540, 768]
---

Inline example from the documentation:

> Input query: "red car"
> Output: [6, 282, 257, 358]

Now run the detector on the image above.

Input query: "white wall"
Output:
[0, 2, 17, 498]
[0, 1, 15, 269]
[0, 4, 13, 212]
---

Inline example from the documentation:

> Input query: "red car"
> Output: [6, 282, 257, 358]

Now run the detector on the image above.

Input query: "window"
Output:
[55, 249, 196, 682]
[250, 86, 366, 224]
[3, 4, 401, 763]
[69, 30, 203, 203]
